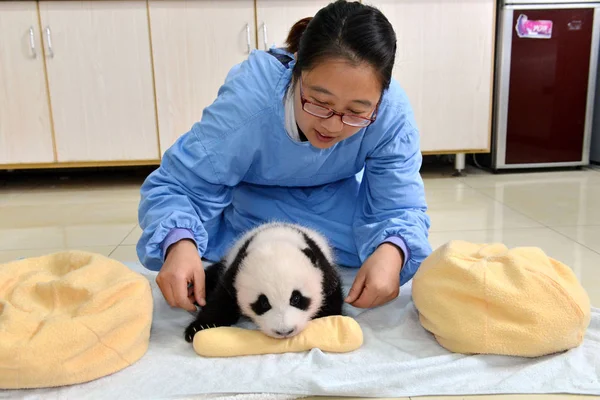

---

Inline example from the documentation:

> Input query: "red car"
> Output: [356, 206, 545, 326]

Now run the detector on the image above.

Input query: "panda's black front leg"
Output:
[315, 280, 345, 318]
[184, 283, 241, 343]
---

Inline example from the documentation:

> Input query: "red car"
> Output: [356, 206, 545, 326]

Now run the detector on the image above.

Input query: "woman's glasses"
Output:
[299, 78, 379, 128]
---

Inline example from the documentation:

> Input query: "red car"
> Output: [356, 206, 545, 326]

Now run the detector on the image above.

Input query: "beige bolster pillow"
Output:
[193, 315, 363, 357]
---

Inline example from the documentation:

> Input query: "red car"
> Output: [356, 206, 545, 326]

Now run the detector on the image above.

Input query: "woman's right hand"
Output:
[156, 239, 206, 312]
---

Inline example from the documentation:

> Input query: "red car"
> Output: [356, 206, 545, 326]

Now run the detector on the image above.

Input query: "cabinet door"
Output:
[149, 0, 255, 153]
[256, 1, 330, 51]
[0, 1, 54, 165]
[39, 0, 159, 162]
[365, 0, 494, 153]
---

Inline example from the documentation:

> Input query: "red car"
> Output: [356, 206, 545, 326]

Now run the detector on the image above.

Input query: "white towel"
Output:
[4, 262, 599, 399]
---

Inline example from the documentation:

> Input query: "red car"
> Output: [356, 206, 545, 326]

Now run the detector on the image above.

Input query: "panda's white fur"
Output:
[224, 222, 335, 267]
[235, 225, 328, 337]
[184, 222, 344, 342]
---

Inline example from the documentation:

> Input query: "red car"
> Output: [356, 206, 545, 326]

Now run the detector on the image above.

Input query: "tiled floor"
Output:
[1, 164, 599, 400]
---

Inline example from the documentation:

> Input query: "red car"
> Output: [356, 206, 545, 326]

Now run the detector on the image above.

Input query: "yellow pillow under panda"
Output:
[412, 240, 591, 358]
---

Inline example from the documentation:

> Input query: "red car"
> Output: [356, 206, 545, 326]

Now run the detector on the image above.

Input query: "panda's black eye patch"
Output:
[251, 294, 271, 315]
[290, 290, 310, 311]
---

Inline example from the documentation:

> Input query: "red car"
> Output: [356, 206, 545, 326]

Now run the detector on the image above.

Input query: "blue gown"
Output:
[137, 47, 432, 286]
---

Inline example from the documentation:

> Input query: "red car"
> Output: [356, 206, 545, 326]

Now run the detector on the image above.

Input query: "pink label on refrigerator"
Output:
[516, 14, 553, 39]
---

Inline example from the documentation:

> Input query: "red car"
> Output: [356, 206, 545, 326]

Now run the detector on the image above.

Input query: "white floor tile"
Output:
[0, 201, 139, 229]
[462, 168, 600, 189]
[0, 224, 136, 251]
[553, 225, 600, 254]
[122, 224, 142, 245]
[109, 244, 139, 262]
[426, 187, 542, 232]
[477, 181, 600, 227]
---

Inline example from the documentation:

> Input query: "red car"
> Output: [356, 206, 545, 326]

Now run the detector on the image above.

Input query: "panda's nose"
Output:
[274, 327, 296, 337]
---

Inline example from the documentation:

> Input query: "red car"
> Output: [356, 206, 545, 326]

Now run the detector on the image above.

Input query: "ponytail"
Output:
[285, 17, 313, 54]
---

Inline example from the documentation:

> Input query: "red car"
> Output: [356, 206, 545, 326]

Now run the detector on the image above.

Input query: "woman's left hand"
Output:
[345, 243, 404, 308]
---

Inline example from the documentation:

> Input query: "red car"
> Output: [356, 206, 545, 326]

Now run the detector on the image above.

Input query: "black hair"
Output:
[285, 0, 397, 93]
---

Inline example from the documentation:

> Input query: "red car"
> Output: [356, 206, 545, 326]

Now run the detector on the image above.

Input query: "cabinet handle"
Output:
[246, 23, 251, 54]
[262, 23, 268, 50]
[29, 26, 37, 58]
[45, 26, 54, 58]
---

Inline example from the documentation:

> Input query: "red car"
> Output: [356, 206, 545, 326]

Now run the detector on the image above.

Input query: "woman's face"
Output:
[293, 59, 382, 149]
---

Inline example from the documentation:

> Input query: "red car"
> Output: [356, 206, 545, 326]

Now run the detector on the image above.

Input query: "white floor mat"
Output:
[4, 262, 600, 399]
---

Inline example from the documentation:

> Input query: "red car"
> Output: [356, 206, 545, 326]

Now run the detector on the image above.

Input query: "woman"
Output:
[137, 0, 431, 313]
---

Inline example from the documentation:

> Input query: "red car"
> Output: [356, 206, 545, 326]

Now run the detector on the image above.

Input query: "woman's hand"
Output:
[345, 243, 404, 308]
[156, 239, 206, 312]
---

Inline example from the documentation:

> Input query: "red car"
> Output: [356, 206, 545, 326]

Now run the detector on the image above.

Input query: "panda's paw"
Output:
[184, 321, 218, 343]
[184, 321, 201, 343]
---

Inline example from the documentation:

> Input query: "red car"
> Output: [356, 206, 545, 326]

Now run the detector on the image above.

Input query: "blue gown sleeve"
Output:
[136, 59, 265, 271]
[352, 119, 432, 286]
[136, 132, 232, 271]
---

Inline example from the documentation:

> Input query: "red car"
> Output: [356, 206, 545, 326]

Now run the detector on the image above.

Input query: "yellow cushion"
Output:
[412, 240, 591, 358]
[193, 315, 363, 357]
[0, 251, 153, 389]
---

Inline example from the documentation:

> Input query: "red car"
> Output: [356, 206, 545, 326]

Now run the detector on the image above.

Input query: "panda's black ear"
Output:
[302, 247, 318, 265]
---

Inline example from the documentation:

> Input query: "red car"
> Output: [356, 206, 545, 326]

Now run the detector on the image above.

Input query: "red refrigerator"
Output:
[491, 0, 600, 170]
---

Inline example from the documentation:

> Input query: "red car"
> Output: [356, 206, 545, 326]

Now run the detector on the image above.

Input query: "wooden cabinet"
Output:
[38, 0, 159, 162]
[149, 0, 255, 153]
[0, 1, 54, 165]
[255, 0, 331, 51]
[364, 0, 495, 154]
[0, 0, 496, 169]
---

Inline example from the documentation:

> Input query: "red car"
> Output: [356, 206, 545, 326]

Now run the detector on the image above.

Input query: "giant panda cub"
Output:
[184, 222, 344, 343]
